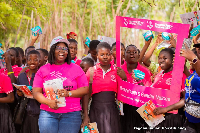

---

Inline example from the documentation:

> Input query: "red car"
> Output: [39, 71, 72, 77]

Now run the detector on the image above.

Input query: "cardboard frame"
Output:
[116, 16, 190, 113]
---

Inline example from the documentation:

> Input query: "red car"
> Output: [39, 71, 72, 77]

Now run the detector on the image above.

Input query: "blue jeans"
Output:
[39, 110, 82, 133]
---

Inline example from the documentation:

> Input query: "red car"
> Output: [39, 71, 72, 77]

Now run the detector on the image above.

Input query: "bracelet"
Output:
[7, 72, 14, 75]
[68, 91, 72, 97]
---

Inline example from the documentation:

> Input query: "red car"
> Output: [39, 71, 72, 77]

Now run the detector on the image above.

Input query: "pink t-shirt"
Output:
[0, 73, 13, 94]
[74, 56, 81, 66]
[33, 63, 88, 113]
[0, 65, 22, 78]
[121, 62, 152, 86]
[86, 63, 119, 95]
[152, 70, 186, 91]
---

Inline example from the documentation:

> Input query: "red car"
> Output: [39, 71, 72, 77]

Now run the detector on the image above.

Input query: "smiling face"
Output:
[68, 42, 77, 60]
[125, 46, 139, 64]
[27, 54, 40, 70]
[54, 42, 68, 65]
[97, 48, 111, 65]
[158, 51, 173, 73]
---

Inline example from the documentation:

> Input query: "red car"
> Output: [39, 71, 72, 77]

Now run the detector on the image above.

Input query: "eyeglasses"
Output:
[55, 46, 68, 52]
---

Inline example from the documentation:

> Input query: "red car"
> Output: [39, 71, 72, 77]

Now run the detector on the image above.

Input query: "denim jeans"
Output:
[39, 110, 82, 133]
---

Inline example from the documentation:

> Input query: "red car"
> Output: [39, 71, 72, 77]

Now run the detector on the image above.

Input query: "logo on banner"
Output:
[147, 21, 153, 29]
[124, 18, 144, 26]
[124, 18, 128, 26]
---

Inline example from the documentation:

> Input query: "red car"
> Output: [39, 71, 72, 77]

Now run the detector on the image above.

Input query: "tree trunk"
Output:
[14, 6, 26, 46]
[24, 19, 30, 50]
[30, 10, 34, 41]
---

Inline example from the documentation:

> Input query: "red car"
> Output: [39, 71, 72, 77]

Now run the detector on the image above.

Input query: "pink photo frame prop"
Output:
[116, 16, 190, 114]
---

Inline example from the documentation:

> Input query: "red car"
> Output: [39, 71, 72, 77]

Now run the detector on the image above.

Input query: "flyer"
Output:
[136, 100, 165, 128]
[180, 11, 200, 27]
[97, 35, 116, 46]
[13, 84, 33, 98]
[43, 78, 66, 107]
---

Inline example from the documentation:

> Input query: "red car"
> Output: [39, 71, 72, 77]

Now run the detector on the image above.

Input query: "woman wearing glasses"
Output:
[32, 36, 89, 133]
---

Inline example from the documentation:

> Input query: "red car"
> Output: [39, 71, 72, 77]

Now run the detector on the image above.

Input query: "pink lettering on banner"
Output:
[116, 16, 190, 114]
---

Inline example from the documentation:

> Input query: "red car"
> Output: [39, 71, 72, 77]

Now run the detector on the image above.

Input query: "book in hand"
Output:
[81, 122, 99, 133]
[43, 78, 66, 107]
[13, 83, 33, 98]
[136, 100, 165, 128]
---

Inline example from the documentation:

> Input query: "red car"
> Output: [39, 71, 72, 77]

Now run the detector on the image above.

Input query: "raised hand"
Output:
[32, 32, 40, 41]
[145, 36, 153, 46]
[180, 43, 197, 61]
[155, 32, 163, 44]
[168, 34, 176, 48]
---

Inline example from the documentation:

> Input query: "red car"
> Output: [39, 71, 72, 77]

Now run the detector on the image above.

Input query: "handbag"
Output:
[13, 97, 29, 125]
[185, 81, 200, 118]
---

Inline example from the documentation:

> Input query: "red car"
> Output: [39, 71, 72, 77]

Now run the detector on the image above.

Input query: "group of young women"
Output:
[0, 30, 200, 133]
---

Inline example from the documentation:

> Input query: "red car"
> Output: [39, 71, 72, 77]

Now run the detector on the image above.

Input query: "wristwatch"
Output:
[68, 91, 72, 97]
[192, 57, 198, 64]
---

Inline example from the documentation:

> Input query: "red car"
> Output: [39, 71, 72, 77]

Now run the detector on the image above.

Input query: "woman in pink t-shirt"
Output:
[151, 48, 186, 133]
[0, 73, 15, 133]
[32, 36, 89, 133]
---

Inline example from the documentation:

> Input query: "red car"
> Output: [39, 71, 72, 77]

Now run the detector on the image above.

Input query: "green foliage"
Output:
[0, 0, 199, 52]
[0, 2, 21, 43]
